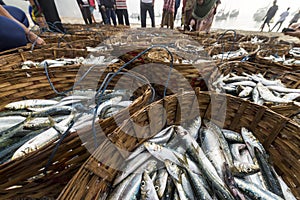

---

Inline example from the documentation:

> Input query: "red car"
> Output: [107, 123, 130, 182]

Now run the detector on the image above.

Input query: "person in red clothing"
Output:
[161, 0, 175, 29]
[77, 0, 92, 24]
[89, 0, 97, 23]
[115, 0, 129, 26]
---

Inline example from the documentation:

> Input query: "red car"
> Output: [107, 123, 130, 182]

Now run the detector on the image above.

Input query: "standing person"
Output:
[96, 0, 108, 24]
[0, 5, 45, 51]
[195, 0, 221, 33]
[77, 0, 92, 25]
[289, 10, 300, 27]
[271, 7, 290, 32]
[161, 0, 175, 29]
[28, 0, 48, 31]
[36, 0, 65, 33]
[260, 0, 278, 32]
[89, 0, 97, 23]
[182, 0, 195, 31]
[100, 0, 117, 26]
[174, 0, 180, 20]
[115, 0, 130, 26]
[140, 0, 155, 28]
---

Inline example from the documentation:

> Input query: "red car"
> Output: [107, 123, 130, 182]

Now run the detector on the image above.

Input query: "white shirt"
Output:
[278, 11, 289, 22]
[141, 0, 153, 3]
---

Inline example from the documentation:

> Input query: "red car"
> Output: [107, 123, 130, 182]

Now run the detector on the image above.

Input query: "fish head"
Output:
[141, 171, 152, 198]
[164, 159, 181, 182]
[144, 142, 162, 152]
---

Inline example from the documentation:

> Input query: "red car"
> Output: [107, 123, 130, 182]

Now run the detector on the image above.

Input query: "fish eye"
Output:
[247, 168, 251, 172]
[141, 181, 145, 186]
[155, 185, 159, 191]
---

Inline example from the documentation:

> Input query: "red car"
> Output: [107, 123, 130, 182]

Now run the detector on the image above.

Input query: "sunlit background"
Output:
[6, 0, 300, 31]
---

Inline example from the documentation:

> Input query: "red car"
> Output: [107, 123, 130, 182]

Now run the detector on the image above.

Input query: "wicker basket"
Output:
[117, 47, 217, 96]
[0, 63, 152, 199]
[0, 48, 90, 71]
[0, 34, 105, 56]
[58, 90, 300, 200]
[208, 61, 300, 118]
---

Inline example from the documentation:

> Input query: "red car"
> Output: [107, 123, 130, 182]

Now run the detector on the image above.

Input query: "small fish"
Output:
[227, 81, 257, 88]
[11, 113, 75, 160]
[267, 85, 300, 94]
[126, 126, 175, 161]
[0, 116, 26, 133]
[23, 116, 67, 130]
[26, 106, 73, 117]
[231, 161, 260, 177]
[144, 142, 201, 175]
[185, 117, 201, 139]
[234, 178, 284, 200]
[222, 129, 244, 143]
[201, 127, 227, 180]
[223, 76, 252, 84]
[113, 153, 152, 187]
[141, 171, 160, 200]
[154, 169, 169, 198]
[238, 86, 253, 97]
[203, 120, 234, 168]
[241, 127, 266, 158]
[5, 99, 59, 110]
[254, 147, 284, 198]
[107, 173, 142, 200]
[282, 93, 300, 101]
[257, 83, 292, 103]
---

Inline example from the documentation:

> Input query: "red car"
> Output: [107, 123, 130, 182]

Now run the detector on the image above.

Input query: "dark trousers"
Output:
[140, 2, 155, 27]
[79, 6, 92, 24]
[174, 0, 180, 20]
[98, 5, 108, 24]
[37, 0, 65, 32]
[0, 6, 28, 51]
[271, 21, 284, 32]
[116, 9, 130, 25]
[260, 17, 272, 32]
[105, 8, 117, 26]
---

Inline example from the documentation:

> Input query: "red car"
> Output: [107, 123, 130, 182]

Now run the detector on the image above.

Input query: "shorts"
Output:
[89, 6, 95, 13]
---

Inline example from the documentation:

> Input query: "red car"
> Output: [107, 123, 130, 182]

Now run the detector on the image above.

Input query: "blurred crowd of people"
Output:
[259, 0, 300, 37]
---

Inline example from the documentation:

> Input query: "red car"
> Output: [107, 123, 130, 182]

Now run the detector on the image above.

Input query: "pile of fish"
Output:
[0, 89, 133, 163]
[212, 47, 248, 60]
[103, 118, 295, 200]
[21, 57, 85, 69]
[263, 48, 300, 66]
[213, 72, 300, 107]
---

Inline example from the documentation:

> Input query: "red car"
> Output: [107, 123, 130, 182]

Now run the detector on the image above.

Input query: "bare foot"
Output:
[27, 31, 46, 45]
